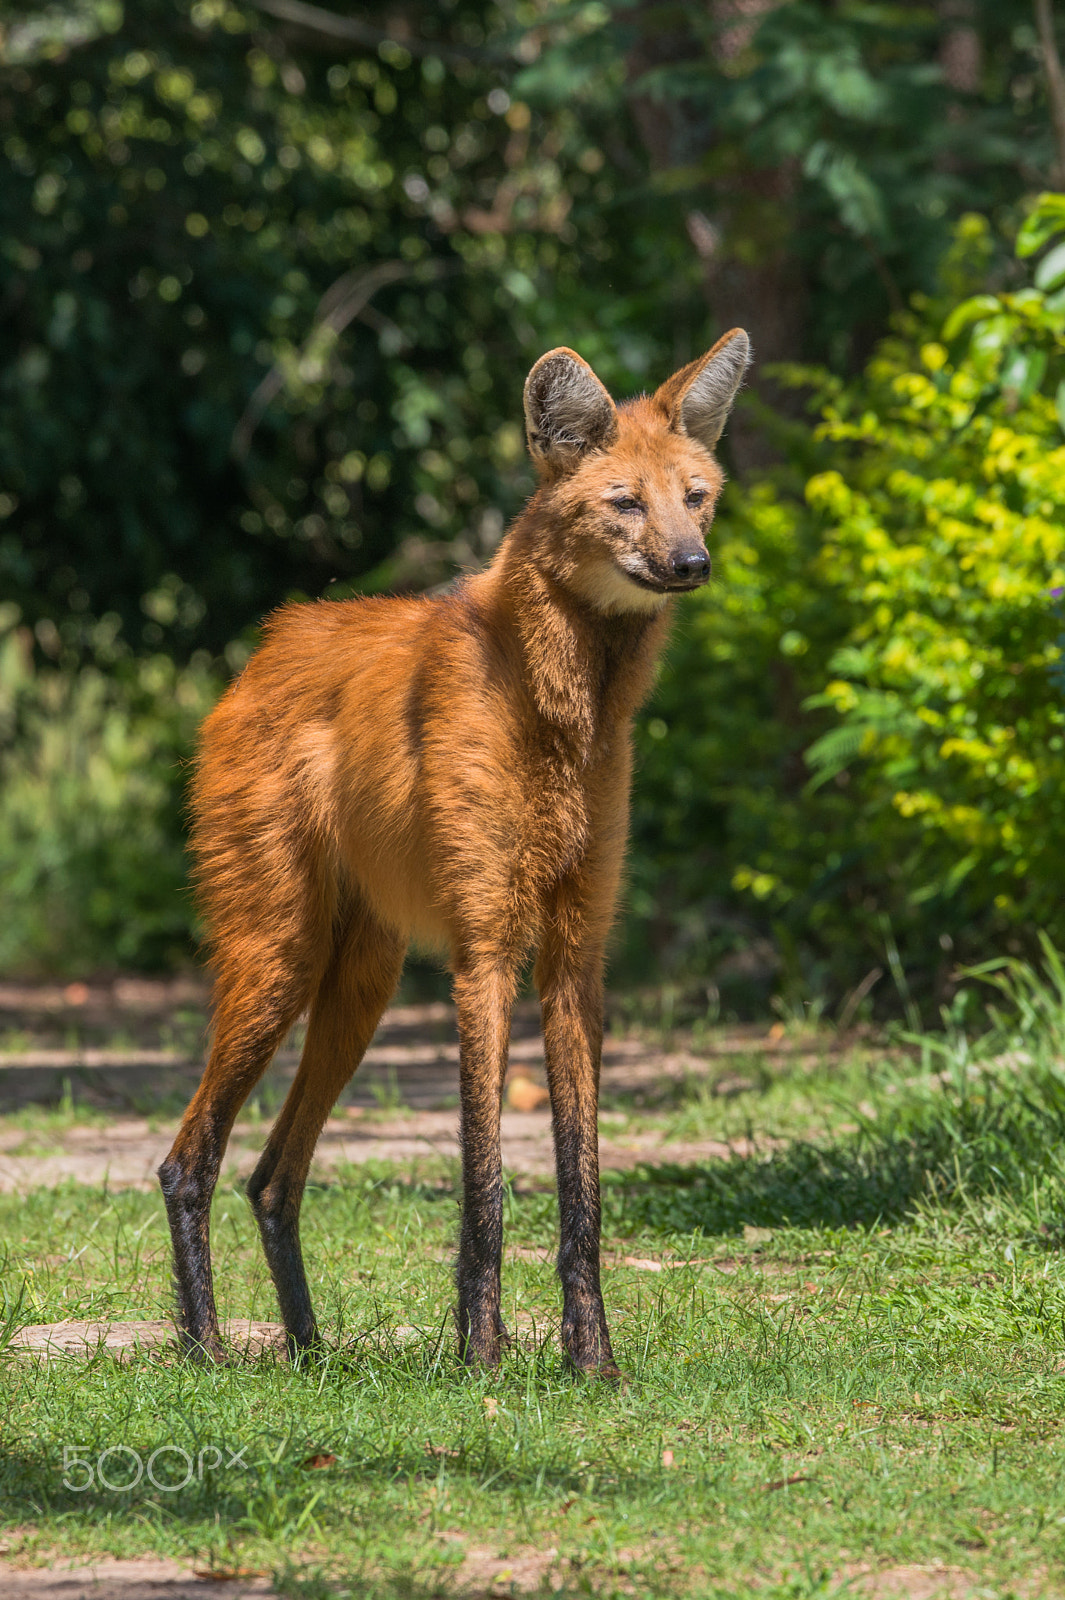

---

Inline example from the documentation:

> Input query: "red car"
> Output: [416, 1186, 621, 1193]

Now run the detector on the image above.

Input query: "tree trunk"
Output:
[624, 1, 805, 473]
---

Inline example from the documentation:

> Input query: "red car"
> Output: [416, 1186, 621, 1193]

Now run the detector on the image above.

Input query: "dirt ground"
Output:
[0, 1555, 996, 1600]
[0, 976, 818, 1191]
[1, 1560, 274, 1600]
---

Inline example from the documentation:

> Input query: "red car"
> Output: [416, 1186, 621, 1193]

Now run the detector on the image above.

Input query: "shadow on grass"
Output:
[603, 1060, 1065, 1240]
[298, 1056, 1065, 1245]
[303, 1059, 1065, 1244]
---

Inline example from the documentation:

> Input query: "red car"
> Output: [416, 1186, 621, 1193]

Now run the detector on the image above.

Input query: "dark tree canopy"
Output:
[0, 0, 701, 657]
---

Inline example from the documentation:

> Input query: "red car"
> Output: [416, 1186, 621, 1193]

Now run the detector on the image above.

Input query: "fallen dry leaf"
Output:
[506, 1075, 550, 1112]
[301, 1453, 337, 1470]
[763, 1473, 813, 1492]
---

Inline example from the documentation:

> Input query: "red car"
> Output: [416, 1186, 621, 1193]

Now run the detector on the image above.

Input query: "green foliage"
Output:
[526, 0, 1058, 367]
[4, 0, 1056, 657]
[0, 605, 215, 973]
[0, 0, 701, 656]
[631, 201, 1065, 1002]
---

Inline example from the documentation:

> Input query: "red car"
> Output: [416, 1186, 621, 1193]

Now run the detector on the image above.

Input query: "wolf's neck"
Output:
[486, 545, 669, 756]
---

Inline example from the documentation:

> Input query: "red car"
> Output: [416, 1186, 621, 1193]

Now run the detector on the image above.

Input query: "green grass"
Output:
[5, 965, 1065, 1595]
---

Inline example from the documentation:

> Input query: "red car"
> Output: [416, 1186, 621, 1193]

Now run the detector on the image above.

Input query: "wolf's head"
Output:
[521, 331, 750, 614]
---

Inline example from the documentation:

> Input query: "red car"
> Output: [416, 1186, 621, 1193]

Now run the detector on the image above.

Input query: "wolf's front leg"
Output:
[454, 957, 517, 1368]
[536, 922, 619, 1378]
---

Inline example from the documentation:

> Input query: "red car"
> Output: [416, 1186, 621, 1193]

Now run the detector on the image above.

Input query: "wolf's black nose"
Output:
[670, 549, 711, 582]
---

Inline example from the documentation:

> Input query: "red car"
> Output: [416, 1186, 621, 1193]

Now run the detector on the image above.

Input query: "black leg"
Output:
[453, 960, 516, 1368]
[536, 933, 618, 1377]
[159, 979, 305, 1359]
[246, 911, 405, 1356]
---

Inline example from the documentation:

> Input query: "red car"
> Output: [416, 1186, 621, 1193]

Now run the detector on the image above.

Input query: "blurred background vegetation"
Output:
[2, 0, 1065, 1018]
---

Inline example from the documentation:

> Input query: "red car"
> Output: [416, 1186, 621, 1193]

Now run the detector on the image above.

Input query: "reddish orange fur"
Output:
[159, 330, 750, 1374]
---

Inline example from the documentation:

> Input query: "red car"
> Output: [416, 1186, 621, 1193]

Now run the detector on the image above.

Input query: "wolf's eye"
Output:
[686, 489, 707, 509]
[611, 496, 642, 513]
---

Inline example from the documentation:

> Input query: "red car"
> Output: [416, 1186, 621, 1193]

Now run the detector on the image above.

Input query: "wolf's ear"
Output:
[654, 328, 751, 452]
[523, 347, 618, 474]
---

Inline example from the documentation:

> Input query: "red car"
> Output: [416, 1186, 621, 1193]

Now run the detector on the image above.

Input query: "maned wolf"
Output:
[159, 329, 751, 1376]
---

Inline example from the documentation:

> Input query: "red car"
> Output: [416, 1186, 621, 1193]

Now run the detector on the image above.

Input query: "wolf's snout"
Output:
[669, 548, 711, 584]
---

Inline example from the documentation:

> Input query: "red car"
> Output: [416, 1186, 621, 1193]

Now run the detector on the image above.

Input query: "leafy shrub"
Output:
[626, 200, 1065, 1007]
[0, 608, 216, 974]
